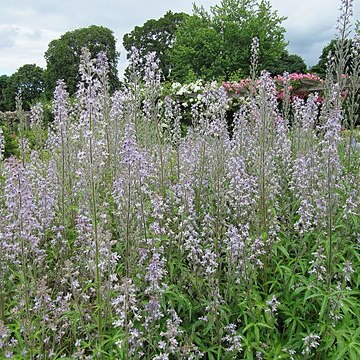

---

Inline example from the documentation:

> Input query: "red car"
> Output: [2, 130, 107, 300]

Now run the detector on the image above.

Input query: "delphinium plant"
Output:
[0, 1, 360, 359]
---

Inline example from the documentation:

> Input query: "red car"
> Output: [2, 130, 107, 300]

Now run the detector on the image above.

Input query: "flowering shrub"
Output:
[222, 73, 324, 102]
[222, 78, 253, 95]
[169, 79, 219, 108]
[167, 73, 324, 126]
[275, 72, 322, 83]
[274, 73, 323, 102]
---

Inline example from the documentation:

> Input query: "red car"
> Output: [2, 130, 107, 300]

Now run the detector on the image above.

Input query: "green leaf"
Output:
[335, 346, 348, 360]
[293, 286, 307, 296]
[350, 347, 359, 360]
[254, 325, 260, 343]
[319, 296, 329, 319]
[276, 244, 290, 258]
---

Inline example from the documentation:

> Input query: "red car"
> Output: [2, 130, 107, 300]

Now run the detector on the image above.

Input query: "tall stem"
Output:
[326, 156, 333, 292]
[88, 92, 103, 357]
[195, 141, 206, 217]
[18, 174, 34, 360]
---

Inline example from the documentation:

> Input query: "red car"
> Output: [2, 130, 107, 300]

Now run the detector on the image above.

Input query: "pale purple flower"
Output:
[342, 260, 354, 283]
[222, 323, 243, 353]
[2, 158, 42, 259]
[282, 348, 296, 360]
[112, 277, 141, 328]
[28, 152, 59, 231]
[302, 333, 320, 355]
[309, 246, 327, 282]
[143, 51, 161, 121]
[225, 153, 257, 221]
[0, 321, 10, 350]
[0, 127, 4, 161]
[95, 51, 109, 79]
[164, 96, 182, 147]
[52, 80, 70, 134]
[201, 248, 218, 276]
[194, 85, 228, 138]
[250, 36, 260, 80]
[144, 249, 167, 328]
[29, 102, 44, 129]
[120, 122, 142, 167]
[156, 308, 184, 356]
[336, 0, 353, 39]
[266, 295, 280, 314]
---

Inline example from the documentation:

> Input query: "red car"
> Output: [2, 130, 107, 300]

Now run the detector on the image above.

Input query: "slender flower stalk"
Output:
[15, 92, 30, 166]
[345, 34, 360, 165]
[76, 48, 109, 355]
[0, 127, 4, 161]
[249, 37, 260, 98]
[3, 158, 42, 359]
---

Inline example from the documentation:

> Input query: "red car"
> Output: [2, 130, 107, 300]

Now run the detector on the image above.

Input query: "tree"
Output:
[0, 75, 9, 111]
[267, 50, 307, 75]
[311, 39, 354, 78]
[123, 11, 189, 79]
[169, 0, 287, 82]
[167, 15, 225, 82]
[4, 64, 44, 111]
[44, 25, 119, 96]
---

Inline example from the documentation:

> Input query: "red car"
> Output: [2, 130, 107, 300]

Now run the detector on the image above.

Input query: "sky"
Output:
[0, 0, 359, 77]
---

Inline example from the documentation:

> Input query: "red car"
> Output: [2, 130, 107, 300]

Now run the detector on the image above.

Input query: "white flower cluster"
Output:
[170, 80, 220, 108]
[171, 79, 205, 95]
[302, 333, 320, 355]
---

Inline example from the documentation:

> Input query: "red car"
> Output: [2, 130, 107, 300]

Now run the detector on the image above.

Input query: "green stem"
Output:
[88, 90, 103, 358]
[195, 141, 206, 217]
[18, 175, 34, 360]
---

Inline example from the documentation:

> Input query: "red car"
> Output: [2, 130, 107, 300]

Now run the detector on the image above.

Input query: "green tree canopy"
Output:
[311, 39, 354, 78]
[0, 75, 10, 111]
[267, 50, 307, 75]
[123, 11, 189, 79]
[44, 25, 119, 96]
[169, 0, 287, 82]
[3, 64, 44, 111]
[167, 14, 224, 82]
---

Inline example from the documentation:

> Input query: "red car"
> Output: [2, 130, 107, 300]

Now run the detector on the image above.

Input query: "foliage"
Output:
[267, 50, 307, 75]
[169, 0, 287, 82]
[0, 122, 19, 158]
[167, 73, 323, 125]
[168, 14, 225, 83]
[311, 39, 355, 78]
[123, 11, 189, 80]
[2, 64, 44, 111]
[0, 75, 10, 111]
[44, 25, 119, 96]
[0, 97, 50, 158]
